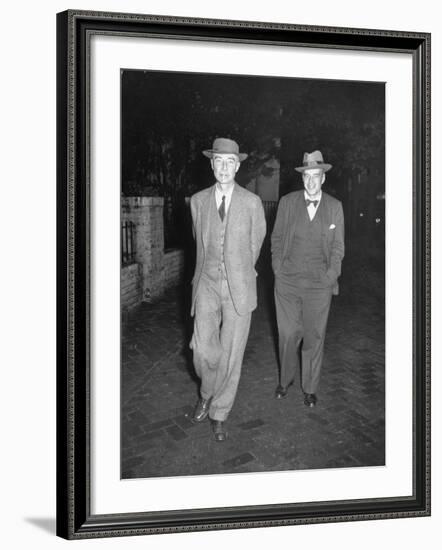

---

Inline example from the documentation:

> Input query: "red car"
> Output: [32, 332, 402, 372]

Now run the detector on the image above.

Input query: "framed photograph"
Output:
[56, 9, 430, 539]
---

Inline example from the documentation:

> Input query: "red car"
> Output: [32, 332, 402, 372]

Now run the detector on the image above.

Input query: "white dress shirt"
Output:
[304, 190, 322, 221]
[215, 183, 235, 215]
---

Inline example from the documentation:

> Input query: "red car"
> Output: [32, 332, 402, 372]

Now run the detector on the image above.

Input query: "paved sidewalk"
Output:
[121, 255, 385, 478]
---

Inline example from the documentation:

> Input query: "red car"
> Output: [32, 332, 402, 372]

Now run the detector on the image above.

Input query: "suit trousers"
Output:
[191, 274, 252, 421]
[275, 273, 332, 394]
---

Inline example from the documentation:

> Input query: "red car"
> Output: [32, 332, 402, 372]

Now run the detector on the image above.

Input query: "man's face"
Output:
[211, 153, 240, 186]
[303, 168, 325, 197]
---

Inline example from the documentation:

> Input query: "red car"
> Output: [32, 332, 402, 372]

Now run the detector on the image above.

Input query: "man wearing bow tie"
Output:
[189, 138, 266, 441]
[271, 150, 345, 407]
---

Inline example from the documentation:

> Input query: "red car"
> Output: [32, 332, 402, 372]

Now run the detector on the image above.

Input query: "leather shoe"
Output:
[303, 393, 317, 407]
[275, 381, 293, 399]
[211, 420, 227, 442]
[192, 397, 212, 422]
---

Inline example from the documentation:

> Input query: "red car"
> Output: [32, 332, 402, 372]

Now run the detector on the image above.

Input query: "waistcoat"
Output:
[282, 204, 328, 287]
[202, 196, 228, 281]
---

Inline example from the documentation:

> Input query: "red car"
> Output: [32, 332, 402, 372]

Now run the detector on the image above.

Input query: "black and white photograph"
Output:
[2, 0, 438, 546]
[54, 6, 430, 541]
[120, 69, 386, 479]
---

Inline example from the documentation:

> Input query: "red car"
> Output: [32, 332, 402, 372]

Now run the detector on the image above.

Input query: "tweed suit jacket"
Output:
[190, 183, 266, 316]
[271, 190, 345, 295]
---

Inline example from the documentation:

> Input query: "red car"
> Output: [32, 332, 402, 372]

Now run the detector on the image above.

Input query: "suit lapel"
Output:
[295, 192, 305, 224]
[219, 183, 241, 253]
[318, 193, 331, 258]
[201, 185, 215, 246]
[282, 193, 301, 258]
[316, 192, 328, 232]
[292, 192, 304, 236]
[225, 183, 241, 243]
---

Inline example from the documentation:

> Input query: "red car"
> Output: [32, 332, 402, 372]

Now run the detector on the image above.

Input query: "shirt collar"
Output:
[215, 182, 235, 199]
[304, 190, 322, 203]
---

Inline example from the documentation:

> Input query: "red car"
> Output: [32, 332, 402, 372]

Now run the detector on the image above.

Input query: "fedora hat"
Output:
[202, 138, 248, 161]
[295, 150, 332, 173]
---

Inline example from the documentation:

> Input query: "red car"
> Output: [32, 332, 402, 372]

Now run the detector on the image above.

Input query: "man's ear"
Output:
[235, 162, 241, 173]
[210, 159, 214, 170]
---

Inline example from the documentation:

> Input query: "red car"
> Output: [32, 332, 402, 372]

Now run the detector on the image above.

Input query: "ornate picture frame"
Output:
[56, 9, 430, 539]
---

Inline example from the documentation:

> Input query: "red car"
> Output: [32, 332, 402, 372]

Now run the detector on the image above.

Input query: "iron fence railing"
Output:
[121, 221, 136, 266]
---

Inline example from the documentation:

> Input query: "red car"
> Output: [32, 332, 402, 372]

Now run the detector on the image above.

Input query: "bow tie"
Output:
[306, 199, 319, 208]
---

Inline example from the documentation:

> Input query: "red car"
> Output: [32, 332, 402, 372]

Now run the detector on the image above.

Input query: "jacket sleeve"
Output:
[251, 197, 266, 265]
[190, 195, 198, 240]
[271, 196, 287, 274]
[326, 201, 345, 283]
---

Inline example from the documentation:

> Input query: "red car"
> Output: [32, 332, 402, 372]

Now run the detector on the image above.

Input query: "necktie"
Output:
[306, 199, 319, 208]
[218, 195, 226, 221]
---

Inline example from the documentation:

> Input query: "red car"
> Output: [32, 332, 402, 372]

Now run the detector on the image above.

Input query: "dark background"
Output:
[120, 70, 386, 479]
[121, 69, 385, 258]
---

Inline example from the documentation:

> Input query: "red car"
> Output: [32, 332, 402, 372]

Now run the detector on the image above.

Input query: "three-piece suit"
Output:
[271, 190, 345, 394]
[190, 183, 266, 421]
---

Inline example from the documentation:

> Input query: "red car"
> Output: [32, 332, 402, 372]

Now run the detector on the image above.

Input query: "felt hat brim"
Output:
[295, 162, 332, 173]
[203, 149, 248, 161]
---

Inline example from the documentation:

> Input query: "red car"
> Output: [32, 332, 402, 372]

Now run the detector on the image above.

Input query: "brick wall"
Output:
[122, 197, 164, 302]
[121, 262, 142, 311]
[121, 196, 186, 307]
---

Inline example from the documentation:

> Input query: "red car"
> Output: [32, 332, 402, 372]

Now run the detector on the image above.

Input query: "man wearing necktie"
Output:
[271, 151, 345, 407]
[189, 138, 266, 441]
